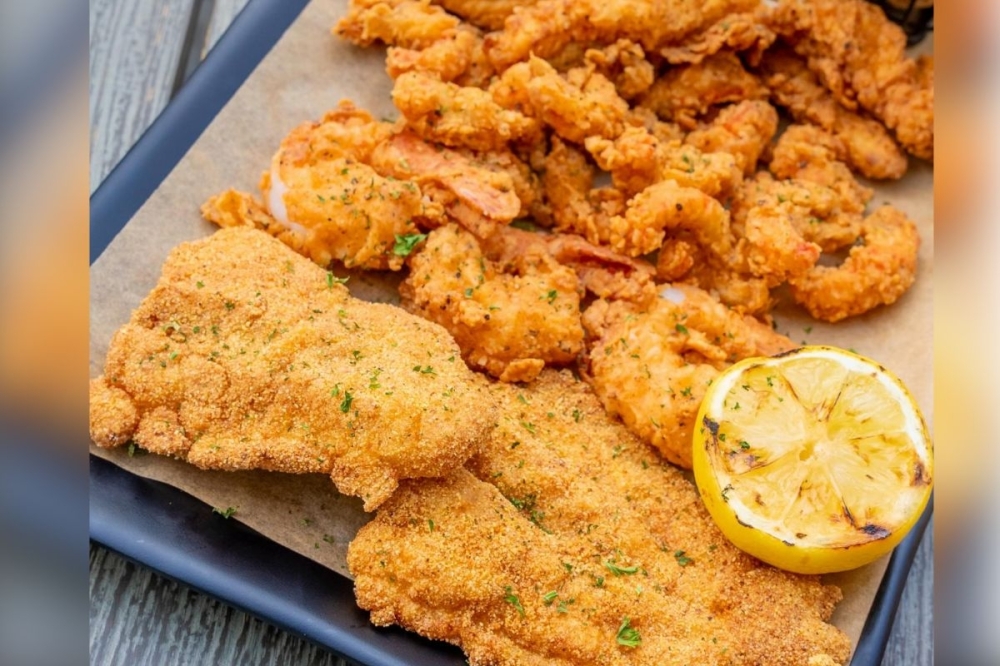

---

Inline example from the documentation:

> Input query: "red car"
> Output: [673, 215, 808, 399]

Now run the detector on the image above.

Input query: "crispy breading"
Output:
[399, 223, 584, 382]
[370, 130, 521, 238]
[335, 0, 460, 49]
[348, 370, 850, 666]
[583, 40, 656, 101]
[659, 12, 776, 66]
[763, 0, 933, 160]
[433, 0, 540, 31]
[637, 52, 768, 129]
[757, 48, 908, 180]
[788, 206, 920, 322]
[392, 71, 541, 151]
[684, 99, 779, 175]
[582, 290, 794, 468]
[88, 227, 496, 510]
[585, 127, 742, 199]
[483, 0, 760, 71]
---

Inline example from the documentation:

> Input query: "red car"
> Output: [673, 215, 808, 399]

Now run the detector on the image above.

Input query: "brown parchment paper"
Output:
[89, 0, 933, 656]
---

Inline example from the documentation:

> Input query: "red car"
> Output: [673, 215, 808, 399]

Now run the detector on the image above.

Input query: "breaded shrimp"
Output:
[684, 99, 779, 176]
[637, 53, 768, 129]
[757, 48, 908, 180]
[399, 223, 584, 382]
[582, 286, 794, 468]
[392, 71, 540, 151]
[788, 206, 920, 322]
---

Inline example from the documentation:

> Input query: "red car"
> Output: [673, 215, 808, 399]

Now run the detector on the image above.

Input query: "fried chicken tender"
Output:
[482, 0, 760, 71]
[788, 206, 919, 322]
[89, 227, 497, 510]
[757, 48, 908, 180]
[392, 71, 540, 151]
[349, 370, 850, 666]
[399, 223, 584, 383]
[582, 287, 794, 468]
[637, 53, 768, 129]
[659, 12, 776, 66]
[764, 0, 933, 160]
[335, 0, 460, 49]
[685, 99, 779, 176]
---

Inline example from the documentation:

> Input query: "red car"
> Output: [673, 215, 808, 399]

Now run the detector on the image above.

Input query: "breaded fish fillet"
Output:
[349, 370, 850, 665]
[89, 227, 496, 510]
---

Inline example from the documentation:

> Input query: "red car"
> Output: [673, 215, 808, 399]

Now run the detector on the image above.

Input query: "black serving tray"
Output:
[89, 1, 933, 663]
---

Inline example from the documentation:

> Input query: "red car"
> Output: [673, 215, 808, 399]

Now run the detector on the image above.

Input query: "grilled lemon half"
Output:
[692, 346, 932, 574]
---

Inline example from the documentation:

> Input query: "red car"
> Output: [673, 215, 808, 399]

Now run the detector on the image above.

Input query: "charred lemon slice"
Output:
[692, 346, 932, 574]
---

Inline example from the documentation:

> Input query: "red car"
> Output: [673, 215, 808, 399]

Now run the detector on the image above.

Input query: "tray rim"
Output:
[88, 1, 933, 663]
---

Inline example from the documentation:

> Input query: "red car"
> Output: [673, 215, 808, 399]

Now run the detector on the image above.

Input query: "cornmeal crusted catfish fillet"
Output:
[348, 370, 851, 665]
[89, 227, 496, 510]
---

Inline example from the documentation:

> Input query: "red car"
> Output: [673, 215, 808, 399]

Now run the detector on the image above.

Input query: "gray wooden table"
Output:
[88, 1, 933, 664]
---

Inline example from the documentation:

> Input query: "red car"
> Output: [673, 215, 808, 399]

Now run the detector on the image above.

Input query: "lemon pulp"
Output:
[692, 346, 932, 574]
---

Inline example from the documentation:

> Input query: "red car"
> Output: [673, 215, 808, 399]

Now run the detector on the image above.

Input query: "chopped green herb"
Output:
[196, 281, 205, 289]
[340, 390, 354, 413]
[214, 506, 237, 519]
[542, 591, 558, 606]
[674, 550, 694, 567]
[572, 409, 582, 423]
[327, 272, 349, 288]
[392, 233, 428, 256]
[428, 519, 435, 532]
[675, 323, 688, 334]
[503, 586, 525, 616]
[616, 616, 641, 648]
[604, 561, 639, 576]
[740, 440, 750, 450]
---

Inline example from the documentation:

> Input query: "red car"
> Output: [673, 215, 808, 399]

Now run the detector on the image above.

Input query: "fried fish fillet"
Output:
[348, 370, 850, 665]
[89, 227, 497, 510]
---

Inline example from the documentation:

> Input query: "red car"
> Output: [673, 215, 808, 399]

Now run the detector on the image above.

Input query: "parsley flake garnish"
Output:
[674, 550, 694, 567]
[604, 561, 639, 576]
[503, 586, 525, 616]
[340, 390, 354, 413]
[616, 616, 641, 648]
[392, 233, 428, 257]
[213, 506, 237, 519]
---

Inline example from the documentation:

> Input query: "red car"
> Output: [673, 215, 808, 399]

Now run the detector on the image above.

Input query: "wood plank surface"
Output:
[88, 1, 933, 664]
[88, 0, 195, 192]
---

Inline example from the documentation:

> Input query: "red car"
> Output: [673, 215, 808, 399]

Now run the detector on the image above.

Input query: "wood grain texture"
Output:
[205, 0, 252, 55]
[88, 0, 195, 192]
[88, 1, 933, 664]
[89, 545, 351, 666]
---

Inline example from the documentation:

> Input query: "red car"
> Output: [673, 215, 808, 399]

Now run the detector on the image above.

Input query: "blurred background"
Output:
[0, 0, 994, 663]
[0, 0, 89, 664]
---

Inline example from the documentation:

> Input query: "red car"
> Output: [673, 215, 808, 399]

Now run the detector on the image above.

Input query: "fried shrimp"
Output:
[482, 0, 760, 71]
[763, 0, 933, 160]
[370, 131, 521, 238]
[637, 52, 768, 129]
[788, 206, 920, 322]
[89, 227, 497, 510]
[215, 104, 424, 271]
[659, 12, 776, 66]
[582, 287, 794, 468]
[335, 0, 460, 49]
[757, 48, 908, 180]
[684, 99, 779, 176]
[541, 136, 733, 258]
[392, 71, 541, 151]
[399, 223, 584, 383]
